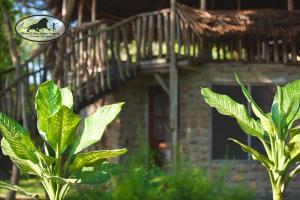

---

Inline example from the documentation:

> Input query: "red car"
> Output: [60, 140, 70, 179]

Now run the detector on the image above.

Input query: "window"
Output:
[212, 85, 276, 160]
[149, 86, 170, 166]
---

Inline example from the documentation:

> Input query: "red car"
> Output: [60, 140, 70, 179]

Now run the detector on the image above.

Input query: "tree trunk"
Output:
[6, 164, 19, 200]
[53, 0, 76, 83]
[2, 10, 22, 200]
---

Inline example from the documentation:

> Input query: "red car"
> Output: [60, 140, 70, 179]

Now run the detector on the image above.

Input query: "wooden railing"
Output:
[0, 49, 53, 124]
[1, 7, 300, 124]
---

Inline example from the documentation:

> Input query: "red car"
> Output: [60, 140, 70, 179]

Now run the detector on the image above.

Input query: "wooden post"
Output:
[237, 0, 241, 10]
[288, 0, 294, 11]
[170, 0, 179, 170]
[78, 0, 84, 25]
[92, 0, 97, 21]
[200, 0, 206, 9]
[53, 0, 76, 84]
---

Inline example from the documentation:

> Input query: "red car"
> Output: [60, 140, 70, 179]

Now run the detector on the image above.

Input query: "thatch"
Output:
[177, 4, 300, 37]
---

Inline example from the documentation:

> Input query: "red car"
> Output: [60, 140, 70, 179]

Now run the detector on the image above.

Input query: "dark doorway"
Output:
[148, 86, 170, 167]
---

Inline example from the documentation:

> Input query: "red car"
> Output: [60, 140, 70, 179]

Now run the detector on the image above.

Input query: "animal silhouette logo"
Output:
[15, 15, 66, 42]
[23, 18, 50, 32]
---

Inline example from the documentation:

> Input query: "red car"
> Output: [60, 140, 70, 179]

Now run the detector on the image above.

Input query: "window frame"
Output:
[210, 83, 275, 161]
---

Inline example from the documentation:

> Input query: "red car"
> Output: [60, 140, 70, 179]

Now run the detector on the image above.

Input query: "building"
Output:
[1, 0, 300, 199]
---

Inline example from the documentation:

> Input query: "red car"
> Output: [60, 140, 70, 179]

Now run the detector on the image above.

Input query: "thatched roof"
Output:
[177, 4, 300, 37]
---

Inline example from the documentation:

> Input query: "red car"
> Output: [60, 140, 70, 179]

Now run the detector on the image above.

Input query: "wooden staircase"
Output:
[2, 5, 296, 125]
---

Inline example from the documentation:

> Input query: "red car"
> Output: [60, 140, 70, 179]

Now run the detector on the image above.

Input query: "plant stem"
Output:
[272, 182, 282, 200]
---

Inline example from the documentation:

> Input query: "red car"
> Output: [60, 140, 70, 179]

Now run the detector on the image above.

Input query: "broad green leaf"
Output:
[1, 139, 42, 176]
[273, 80, 300, 126]
[0, 113, 37, 162]
[45, 175, 79, 184]
[47, 105, 80, 153]
[75, 165, 111, 185]
[229, 138, 273, 169]
[60, 87, 74, 109]
[69, 149, 127, 174]
[271, 103, 289, 140]
[290, 125, 300, 139]
[201, 88, 265, 140]
[0, 180, 39, 199]
[289, 134, 300, 161]
[236, 75, 275, 134]
[72, 103, 124, 154]
[96, 162, 124, 175]
[35, 150, 55, 166]
[35, 80, 62, 138]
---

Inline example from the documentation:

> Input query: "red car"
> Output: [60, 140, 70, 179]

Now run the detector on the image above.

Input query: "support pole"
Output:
[92, 0, 97, 21]
[237, 0, 241, 10]
[288, 0, 294, 10]
[78, 0, 84, 25]
[170, 0, 179, 170]
[200, 0, 206, 9]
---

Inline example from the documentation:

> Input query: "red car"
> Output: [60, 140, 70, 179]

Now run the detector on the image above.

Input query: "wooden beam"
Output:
[92, 0, 96, 21]
[78, 0, 84, 25]
[153, 74, 170, 96]
[200, 0, 206, 9]
[288, 0, 294, 10]
[62, 0, 67, 17]
[237, 0, 241, 10]
[170, 0, 179, 169]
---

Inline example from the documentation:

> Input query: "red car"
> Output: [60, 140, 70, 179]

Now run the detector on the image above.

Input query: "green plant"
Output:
[201, 75, 300, 200]
[67, 139, 255, 200]
[0, 80, 127, 200]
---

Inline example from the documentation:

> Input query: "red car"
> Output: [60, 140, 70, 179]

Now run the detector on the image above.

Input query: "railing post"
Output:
[170, 0, 179, 170]
[288, 0, 294, 11]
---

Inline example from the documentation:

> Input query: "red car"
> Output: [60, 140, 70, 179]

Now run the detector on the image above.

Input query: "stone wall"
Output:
[80, 63, 300, 200]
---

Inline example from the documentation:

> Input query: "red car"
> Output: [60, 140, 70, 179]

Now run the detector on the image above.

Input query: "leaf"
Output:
[60, 87, 74, 109]
[229, 138, 273, 169]
[271, 103, 289, 139]
[35, 150, 55, 166]
[35, 80, 62, 138]
[201, 88, 265, 140]
[46, 105, 80, 153]
[273, 80, 300, 126]
[46, 175, 79, 184]
[75, 166, 111, 185]
[72, 103, 124, 154]
[289, 134, 300, 161]
[236, 75, 275, 134]
[0, 180, 39, 199]
[69, 149, 127, 174]
[96, 162, 124, 175]
[0, 113, 37, 162]
[290, 125, 300, 139]
[1, 139, 42, 176]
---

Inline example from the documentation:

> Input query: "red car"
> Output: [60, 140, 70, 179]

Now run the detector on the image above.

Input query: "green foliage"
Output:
[0, 180, 38, 199]
[0, 81, 127, 200]
[201, 75, 300, 200]
[67, 147, 255, 200]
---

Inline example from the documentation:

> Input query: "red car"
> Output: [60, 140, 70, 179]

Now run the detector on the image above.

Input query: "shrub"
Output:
[0, 81, 127, 200]
[68, 148, 255, 200]
[201, 75, 300, 200]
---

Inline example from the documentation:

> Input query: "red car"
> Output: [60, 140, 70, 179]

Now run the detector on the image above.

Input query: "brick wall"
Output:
[80, 63, 300, 199]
